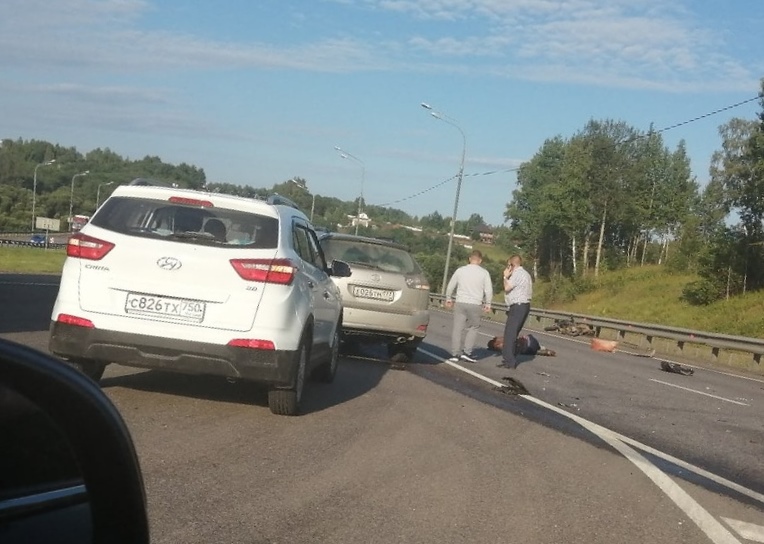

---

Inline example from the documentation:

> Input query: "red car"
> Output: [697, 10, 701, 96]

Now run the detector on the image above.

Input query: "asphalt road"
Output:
[1, 274, 763, 543]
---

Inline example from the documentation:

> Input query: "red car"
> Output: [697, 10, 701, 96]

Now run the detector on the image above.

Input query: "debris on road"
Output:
[660, 360, 694, 376]
[494, 376, 529, 396]
[590, 338, 618, 352]
[544, 319, 595, 337]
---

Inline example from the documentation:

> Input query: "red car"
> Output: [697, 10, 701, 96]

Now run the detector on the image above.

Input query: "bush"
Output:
[538, 276, 597, 306]
[681, 279, 722, 306]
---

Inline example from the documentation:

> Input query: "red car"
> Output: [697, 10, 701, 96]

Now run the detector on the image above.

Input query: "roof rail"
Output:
[128, 178, 179, 188]
[266, 193, 301, 210]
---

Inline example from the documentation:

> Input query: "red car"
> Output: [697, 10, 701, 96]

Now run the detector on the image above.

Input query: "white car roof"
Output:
[109, 184, 308, 221]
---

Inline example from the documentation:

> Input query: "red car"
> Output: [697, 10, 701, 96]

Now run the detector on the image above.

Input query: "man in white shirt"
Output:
[444, 250, 493, 363]
[499, 255, 533, 369]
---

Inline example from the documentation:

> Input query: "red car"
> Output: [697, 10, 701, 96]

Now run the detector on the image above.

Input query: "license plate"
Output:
[125, 293, 205, 322]
[352, 286, 394, 301]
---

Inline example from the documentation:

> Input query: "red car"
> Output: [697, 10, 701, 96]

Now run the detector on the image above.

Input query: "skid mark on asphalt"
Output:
[419, 347, 764, 544]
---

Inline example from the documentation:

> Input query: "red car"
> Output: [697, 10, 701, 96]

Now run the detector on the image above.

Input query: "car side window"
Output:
[306, 230, 328, 271]
[292, 222, 325, 271]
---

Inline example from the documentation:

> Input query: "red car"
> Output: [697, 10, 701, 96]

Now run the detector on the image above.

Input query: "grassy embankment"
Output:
[471, 241, 764, 339]
[3, 243, 763, 339]
[0, 246, 67, 274]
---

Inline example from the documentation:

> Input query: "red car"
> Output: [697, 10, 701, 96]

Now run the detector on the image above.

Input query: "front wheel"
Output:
[67, 359, 107, 383]
[268, 340, 307, 416]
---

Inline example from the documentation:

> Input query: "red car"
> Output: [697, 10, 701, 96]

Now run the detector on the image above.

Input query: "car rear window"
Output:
[321, 239, 420, 274]
[91, 196, 279, 249]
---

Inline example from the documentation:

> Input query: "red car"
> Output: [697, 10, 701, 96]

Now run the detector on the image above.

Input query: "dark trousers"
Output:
[502, 303, 530, 367]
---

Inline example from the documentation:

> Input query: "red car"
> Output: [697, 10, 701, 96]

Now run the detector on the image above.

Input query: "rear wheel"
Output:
[387, 338, 422, 363]
[67, 359, 106, 383]
[313, 326, 340, 383]
[268, 340, 307, 416]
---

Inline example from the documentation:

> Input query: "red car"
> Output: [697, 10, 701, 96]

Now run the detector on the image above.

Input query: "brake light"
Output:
[230, 259, 296, 285]
[56, 314, 95, 328]
[67, 233, 115, 260]
[417, 324, 428, 333]
[168, 196, 213, 207]
[228, 339, 275, 350]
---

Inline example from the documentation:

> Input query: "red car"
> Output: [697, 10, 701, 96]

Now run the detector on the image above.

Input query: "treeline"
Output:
[504, 79, 764, 305]
[0, 139, 206, 231]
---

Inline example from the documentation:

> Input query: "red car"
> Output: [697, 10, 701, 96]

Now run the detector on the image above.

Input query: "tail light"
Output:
[230, 259, 296, 285]
[228, 339, 275, 350]
[405, 275, 430, 290]
[67, 233, 115, 260]
[417, 324, 428, 333]
[56, 314, 95, 328]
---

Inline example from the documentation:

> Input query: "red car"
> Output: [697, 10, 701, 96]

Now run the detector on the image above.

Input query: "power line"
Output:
[378, 93, 761, 209]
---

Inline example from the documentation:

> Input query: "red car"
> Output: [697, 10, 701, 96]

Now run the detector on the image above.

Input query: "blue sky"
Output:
[1, 0, 762, 226]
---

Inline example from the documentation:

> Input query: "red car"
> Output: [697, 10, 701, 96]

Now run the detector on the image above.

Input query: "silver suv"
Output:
[318, 233, 430, 361]
[49, 179, 351, 415]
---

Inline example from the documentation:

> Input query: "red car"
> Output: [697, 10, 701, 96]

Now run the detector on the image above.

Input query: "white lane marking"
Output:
[419, 348, 763, 542]
[722, 518, 764, 543]
[650, 379, 751, 406]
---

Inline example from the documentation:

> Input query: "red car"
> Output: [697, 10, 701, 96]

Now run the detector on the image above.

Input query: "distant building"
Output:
[347, 212, 371, 228]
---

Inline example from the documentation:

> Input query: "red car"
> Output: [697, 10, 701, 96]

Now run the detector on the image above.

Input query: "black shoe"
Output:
[497, 362, 516, 369]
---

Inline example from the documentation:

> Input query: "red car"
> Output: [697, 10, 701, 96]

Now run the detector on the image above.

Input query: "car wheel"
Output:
[67, 359, 107, 383]
[388, 338, 422, 363]
[268, 339, 307, 416]
[313, 326, 340, 383]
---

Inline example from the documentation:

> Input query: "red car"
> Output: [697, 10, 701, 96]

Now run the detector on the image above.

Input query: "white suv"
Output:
[49, 180, 351, 415]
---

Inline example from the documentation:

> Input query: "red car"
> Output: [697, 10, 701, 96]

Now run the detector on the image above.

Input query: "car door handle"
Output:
[323, 291, 331, 300]
[307, 280, 315, 289]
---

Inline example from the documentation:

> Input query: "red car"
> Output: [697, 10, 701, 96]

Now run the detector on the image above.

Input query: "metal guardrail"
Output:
[0, 239, 67, 249]
[428, 293, 764, 370]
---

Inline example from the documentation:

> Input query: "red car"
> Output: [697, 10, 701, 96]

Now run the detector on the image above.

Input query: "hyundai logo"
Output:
[157, 257, 182, 271]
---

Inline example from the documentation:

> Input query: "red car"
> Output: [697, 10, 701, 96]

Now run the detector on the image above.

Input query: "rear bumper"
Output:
[342, 307, 428, 342]
[49, 322, 297, 386]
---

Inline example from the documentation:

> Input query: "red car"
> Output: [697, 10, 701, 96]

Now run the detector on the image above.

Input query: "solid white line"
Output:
[722, 518, 764, 543]
[650, 379, 751, 406]
[523, 397, 743, 544]
[419, 349, 764, 541]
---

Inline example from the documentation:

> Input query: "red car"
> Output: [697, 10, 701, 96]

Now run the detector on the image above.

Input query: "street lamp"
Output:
[421, 102, 467, 295]
[289, 179, 315, 221]
[96, 181, 114, 210]
[334, 146, 365, 235]
[69, 170, 90, 231]
[32, 159, 56, 231]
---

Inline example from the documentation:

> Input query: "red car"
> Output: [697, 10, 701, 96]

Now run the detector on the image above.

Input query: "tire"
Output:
[268, 340, 307, 416]
[313, 326, 340, 383]
[67, 359, 106, 383]
[387, 338, 422, 363]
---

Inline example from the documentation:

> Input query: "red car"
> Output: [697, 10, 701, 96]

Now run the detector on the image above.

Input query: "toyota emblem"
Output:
[157, 257, 182, 271]
[370, 273, 381, 282]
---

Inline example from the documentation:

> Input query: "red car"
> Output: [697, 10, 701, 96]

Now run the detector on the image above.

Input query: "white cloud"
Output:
[0, 0, 757, 94]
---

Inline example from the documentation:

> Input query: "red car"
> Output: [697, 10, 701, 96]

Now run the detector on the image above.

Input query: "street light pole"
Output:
[69, 170, 90, 231]
[96, 181, 114, 210]
[334, 146, 365, 235]
[289, 179, 316, 222]
[421, 102, 467, 295]
[32, 159, 56, 231]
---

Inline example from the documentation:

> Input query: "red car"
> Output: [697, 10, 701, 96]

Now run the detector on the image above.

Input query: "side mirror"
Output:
[0, 339, 149, 544]
[329, 259, 352, 278]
